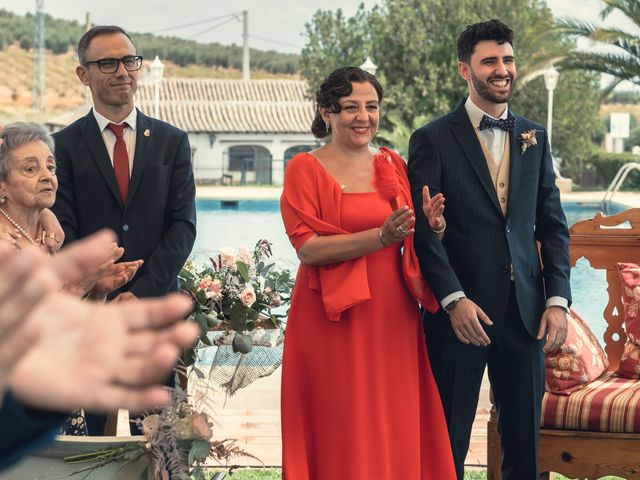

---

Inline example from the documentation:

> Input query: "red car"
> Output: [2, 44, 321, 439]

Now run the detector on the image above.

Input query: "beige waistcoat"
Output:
[478, 135, 510, 217]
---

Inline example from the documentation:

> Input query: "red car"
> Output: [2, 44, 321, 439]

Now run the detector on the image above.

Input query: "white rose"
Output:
[237, 246, 253, 267]
[219, 248, 237, 271]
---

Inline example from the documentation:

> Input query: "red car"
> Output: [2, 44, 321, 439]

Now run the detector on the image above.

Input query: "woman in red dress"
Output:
[280, 67, 456, 479]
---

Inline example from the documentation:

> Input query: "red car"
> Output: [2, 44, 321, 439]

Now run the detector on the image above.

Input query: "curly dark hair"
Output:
[310, 66, 383, 139]
[456, 19, 514, 63]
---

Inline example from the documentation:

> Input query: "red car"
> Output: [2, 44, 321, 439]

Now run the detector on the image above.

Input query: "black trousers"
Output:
[424, 287, 545, 480]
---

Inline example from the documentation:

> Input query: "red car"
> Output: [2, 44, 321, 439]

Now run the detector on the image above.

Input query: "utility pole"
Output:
[32, 0, 45, 111]
[242, 10, 249, 81]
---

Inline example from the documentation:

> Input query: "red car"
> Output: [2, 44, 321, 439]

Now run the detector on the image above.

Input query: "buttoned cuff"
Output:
[441, 291, 466, 310]
[546, 296, 569, 312]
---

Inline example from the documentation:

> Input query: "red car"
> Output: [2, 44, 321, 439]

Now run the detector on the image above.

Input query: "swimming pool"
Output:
[192, 199, 627, 340]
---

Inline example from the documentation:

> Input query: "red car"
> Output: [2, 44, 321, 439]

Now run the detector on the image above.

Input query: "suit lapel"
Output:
[506, 113, 524, 219]
[79, 112, 124, 208]
[449, 102, 502, 215]
[127, 108, 152, 209]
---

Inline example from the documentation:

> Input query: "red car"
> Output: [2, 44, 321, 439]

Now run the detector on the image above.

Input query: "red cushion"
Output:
[545, 309, 609, 395]
[542, 372, 640, 432]
[616, 262, 640, 379]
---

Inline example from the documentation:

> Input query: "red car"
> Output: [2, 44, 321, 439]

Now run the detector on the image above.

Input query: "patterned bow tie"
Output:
[479, 115, 515, 132]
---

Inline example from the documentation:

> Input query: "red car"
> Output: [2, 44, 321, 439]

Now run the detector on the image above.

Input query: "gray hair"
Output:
[77, 25, 135, 65]
[0, 122, 55, 181]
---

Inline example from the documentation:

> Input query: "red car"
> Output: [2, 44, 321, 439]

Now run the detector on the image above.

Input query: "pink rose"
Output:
[205, 278, 223, 301]
[240, 286, 256, 307]
[198, 275, 213, 291]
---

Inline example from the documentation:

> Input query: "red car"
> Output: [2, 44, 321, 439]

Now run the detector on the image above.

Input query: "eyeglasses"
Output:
[83, 55, 143, 74]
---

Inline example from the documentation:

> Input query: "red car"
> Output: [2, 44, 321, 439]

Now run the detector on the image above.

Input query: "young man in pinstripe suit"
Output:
[408, 19, 571, 480]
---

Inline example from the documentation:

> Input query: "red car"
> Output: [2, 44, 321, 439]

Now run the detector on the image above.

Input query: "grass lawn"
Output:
[206, 469, 624, 479]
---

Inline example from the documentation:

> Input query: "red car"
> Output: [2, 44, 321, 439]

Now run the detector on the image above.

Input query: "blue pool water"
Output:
[192, 199, 627, 341]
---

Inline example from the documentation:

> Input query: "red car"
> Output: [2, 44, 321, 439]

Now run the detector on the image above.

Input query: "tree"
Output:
[300, 0, 603, 178]
[558, 0, 640, 90]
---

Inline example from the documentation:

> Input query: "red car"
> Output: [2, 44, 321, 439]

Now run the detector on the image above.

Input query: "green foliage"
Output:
[510, 71, 602, 179]
[585, 151, 640, 189]
[558, 0, 640, 89]
[300, 0, 602, 176]
[605, 90, 640, 104]
[0, 8, 299, 74]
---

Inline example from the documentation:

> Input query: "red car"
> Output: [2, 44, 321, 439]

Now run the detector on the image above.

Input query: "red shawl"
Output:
[280, 149, 438, 321]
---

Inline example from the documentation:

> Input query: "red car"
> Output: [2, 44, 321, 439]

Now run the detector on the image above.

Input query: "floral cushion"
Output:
[545, 308, 609, 395]
[618, 262, 640, 344]
[616, 262, 640, 379]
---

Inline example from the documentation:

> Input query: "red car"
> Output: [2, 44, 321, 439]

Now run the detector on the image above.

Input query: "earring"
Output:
[0, 195, 5, 204]
[325, 122, 331, 133]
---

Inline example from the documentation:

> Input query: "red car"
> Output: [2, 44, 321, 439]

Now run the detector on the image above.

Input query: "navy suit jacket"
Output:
[408, 100, 571, 336]
[52, 109, 197, 298]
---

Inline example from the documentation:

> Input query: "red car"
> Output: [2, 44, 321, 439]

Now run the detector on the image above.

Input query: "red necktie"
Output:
[107, 123, 130, 202]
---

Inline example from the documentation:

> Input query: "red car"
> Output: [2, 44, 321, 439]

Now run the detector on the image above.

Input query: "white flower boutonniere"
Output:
[520, 129, 538, 154]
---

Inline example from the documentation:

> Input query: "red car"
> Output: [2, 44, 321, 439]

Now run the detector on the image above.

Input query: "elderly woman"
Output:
[0, 122, 141, 300]
[280, 67, 455, 479]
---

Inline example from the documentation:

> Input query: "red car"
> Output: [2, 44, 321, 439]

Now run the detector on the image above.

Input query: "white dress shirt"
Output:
[93, 108, 138, 176]
[464, 97, 508, 168]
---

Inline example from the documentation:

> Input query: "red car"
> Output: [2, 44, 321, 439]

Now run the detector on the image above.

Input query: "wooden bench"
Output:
[487, 208, 640, 480]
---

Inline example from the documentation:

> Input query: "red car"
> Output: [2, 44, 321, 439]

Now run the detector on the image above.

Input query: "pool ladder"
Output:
[601, 162, 640, 213]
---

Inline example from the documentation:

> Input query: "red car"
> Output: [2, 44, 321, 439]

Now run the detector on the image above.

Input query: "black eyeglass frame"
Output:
[83, 55, 144, 74]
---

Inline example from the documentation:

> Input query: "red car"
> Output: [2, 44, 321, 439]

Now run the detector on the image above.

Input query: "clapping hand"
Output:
[422, 186, 445, 232]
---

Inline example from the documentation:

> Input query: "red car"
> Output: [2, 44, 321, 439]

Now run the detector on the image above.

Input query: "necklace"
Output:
[0, 207, 36, 245]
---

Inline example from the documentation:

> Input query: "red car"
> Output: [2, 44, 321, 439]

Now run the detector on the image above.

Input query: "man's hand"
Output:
[422, 185, 445, 232]
[89, 260, 143, 300]
[9, 293, 198, 413]
[0, 244, 60, 393]
[448, 297, 493, 347]
[537, 306, 568, 353]
[112, 291, 138, 303]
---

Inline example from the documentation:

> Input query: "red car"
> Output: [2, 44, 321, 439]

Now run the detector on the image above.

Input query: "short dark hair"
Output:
[77, 25, 135, 64]
[311, 66, 384, 139]
[456, 19, 514, 63]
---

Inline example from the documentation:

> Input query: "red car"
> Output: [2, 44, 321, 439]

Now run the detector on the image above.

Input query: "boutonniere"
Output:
[143, 129, 151, 137]
[520, 129, 538, 154]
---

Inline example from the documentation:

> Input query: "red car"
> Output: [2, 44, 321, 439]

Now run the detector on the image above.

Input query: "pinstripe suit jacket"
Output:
[408, 99, 571, 336]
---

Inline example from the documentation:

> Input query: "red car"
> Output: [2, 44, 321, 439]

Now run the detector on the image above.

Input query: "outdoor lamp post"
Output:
[543, 65, 560, 153]
[360, 57, 378, 76]
[149, 55, 165, 120]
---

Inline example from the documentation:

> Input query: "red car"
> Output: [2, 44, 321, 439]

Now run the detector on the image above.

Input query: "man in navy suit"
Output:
[408, 19, 571, 480]
[53, 25, 196, 434]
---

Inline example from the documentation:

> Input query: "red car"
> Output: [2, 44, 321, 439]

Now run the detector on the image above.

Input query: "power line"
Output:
[153, 12, 240, 34]
[249, 35, 302, 50]
[188, 16, 239, 40]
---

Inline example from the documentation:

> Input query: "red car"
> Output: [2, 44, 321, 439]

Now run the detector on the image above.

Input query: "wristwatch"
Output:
[444, 297, 464, 314]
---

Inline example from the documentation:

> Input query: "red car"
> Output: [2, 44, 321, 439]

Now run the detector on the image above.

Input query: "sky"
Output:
[0, 0, 636, 55]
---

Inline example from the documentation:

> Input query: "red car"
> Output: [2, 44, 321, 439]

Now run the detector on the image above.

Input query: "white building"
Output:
[47, 78, 318, 185]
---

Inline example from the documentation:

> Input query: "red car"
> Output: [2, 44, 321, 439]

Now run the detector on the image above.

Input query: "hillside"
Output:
[0, 43, 299, 123]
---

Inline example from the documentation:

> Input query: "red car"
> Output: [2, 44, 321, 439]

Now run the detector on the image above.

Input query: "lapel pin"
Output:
[144, 129, 151, 137]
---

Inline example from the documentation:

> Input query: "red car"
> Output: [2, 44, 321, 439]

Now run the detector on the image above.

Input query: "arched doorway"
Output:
[227, 145, 273, 184]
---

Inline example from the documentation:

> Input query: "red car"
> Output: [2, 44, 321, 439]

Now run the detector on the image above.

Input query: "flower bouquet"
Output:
[61, 388, 257, 480]
[179, 239, 293, 365]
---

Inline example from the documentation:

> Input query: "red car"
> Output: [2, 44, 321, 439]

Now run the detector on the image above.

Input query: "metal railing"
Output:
[601, 162, 640, 213]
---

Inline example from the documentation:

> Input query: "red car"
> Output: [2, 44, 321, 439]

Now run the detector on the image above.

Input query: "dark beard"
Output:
[470, 70, 515, 104]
